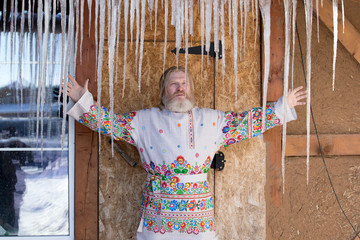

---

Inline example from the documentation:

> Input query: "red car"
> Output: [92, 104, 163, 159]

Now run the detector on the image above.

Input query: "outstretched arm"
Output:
[62, 75, 89, 102]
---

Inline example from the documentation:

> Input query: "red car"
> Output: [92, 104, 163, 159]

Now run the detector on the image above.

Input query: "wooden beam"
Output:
[285, 134, 360, 156]
[75, 1, 98, 240]
[263, 0, 284, 207]
[314, 0, 360, 64]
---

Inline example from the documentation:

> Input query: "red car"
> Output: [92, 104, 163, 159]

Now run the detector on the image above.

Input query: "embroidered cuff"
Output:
[274, 96, 297, 124]
[66, 90, 94, 121]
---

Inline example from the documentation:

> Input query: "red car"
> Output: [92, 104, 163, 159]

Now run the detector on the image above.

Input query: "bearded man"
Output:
[65, 66, 306, 240]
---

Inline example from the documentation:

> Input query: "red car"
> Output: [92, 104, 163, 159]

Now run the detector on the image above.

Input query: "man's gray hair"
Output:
[159, 66, 194, 109]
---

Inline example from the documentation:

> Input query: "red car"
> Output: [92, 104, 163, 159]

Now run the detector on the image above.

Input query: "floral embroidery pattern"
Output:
[79, 104, 136, 145]
[142, 155, 211, 178]
[220, 103, 280, 148]
[142, 214, 216, 234]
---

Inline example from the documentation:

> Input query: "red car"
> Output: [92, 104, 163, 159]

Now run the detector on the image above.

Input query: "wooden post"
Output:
[75, 1, 98, 239]
[263, 0, 284, 207]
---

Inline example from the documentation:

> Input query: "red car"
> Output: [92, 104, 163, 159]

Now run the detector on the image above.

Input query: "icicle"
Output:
[316, 0, 319, 42]
[162, 0, 168, 72]
[2, 0, 6, 31]
[62, 0, 76, 150]
[80, 0, 85, 63]
[180, 0, 185, 42]
[233, 0, 239, 100]
[304, 0, 313, 185]
[281, 0, 292, 193]
[94, 0, 106, 153]
[123, 0, 129, 97]
[221, 0, 226, 83]
[138, 0, 147, 93]
[174, 0, 181, 67]
[148, 0, 154, 28]
[87, 0, 93, 35]
[130, 0, 136, 45]
[200, 0, 205, 95]
[19, 0, 26, 110]
[239, 0, 243, 61]
[243, 0, 250, 59]
[51, 0, 57, 64]
[341, 0, 344, 33]
[108, 0, 119, 157]
[259, 0, 270, 132]
[74, 0, 80, 69]
[95, 0, 99, 66]
[189, 0, 194, 37]
[135, 0, 140, 75]
[154, 0, 159, 45]
[39, 0, 51, 161]
[291, 0, 297, 90]
[213, 0, 219, 71]
[36, 0, 44, 145]
[254, 0, 259, 47]
[58, 0, 67, 117]
[205, 0, 212, 65]
[185, 0, 189, 87]
[332, 0, 338, 91]
[115, 0, 122, 84]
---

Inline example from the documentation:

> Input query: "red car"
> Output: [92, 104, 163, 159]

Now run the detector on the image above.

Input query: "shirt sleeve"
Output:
[66, 90, 137, 146]
[217, 97, 297, 149]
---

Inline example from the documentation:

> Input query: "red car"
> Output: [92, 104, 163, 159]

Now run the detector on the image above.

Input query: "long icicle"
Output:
[154, 0, 159, 45]
[282, 0, 292, 193]
[316, 0, 319, 42]
[19, 0, 25, 110]
[254, 0, 259, 47]
[304, 0, 313, 184]
[114, 0, 122, 85]
[130, 0, 136, 45]
[185, 0, 189, 91]
[80, 0, 85, 63]
[213, 0, 219, 71]
[291, 0, 298, 90]
[221, 0, 226, 84]
[138, 0, 147, 93]
[96, 0, 106, 153]
[41, 0, 51, 160]
[332, 0, 338, 91]
[233, 0, 239, 100]
[36, 0, 43, 146]
[135, 0, 140, 75]
[87, 0, 93, 35]
[109, 0, 119, 156]
[200, 0, 204, 95]
[162, 0, 168, 72]
[259, 0, 271, 133]
[205, 0, 212, 65]
[123, 0, 129, 97]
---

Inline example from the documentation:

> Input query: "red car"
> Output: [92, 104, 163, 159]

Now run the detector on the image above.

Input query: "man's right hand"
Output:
[62, 75, 89, 102]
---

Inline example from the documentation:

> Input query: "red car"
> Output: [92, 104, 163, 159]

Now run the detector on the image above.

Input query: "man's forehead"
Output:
[168, 71, 187, 82]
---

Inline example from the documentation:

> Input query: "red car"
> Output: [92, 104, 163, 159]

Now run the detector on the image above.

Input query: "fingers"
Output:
[68, 75, 76, 85]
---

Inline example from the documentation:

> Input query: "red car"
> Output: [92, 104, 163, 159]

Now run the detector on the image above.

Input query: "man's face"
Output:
[162, 71, 195, 112]
[165, 71, 192, 101]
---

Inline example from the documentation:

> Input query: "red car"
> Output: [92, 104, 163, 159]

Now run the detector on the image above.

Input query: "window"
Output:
[0, 4, 74, 240]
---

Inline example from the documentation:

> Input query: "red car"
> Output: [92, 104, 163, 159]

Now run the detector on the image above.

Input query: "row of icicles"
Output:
[5, 0, 345, 192]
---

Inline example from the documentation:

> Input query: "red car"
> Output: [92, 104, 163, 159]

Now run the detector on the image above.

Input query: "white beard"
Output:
[163, 95, 195, 113]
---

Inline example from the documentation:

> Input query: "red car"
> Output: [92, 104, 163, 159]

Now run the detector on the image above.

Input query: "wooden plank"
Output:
[75, 1, 98, 240]
[314, 0, 360, 64]
[285, 134, 360, 156]
[263, 0, 284, 207]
